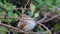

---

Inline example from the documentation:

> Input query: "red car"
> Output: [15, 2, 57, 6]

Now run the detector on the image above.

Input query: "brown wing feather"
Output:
[19, 21, 27, 29]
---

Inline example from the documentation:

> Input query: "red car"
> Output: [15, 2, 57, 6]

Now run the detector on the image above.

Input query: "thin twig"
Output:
[22, 0, 30, 14]
[16, 8, 30, 10]
[14, 0, 21, 5]
[44, 14, 60, 22]
[24, 0, 30, 8]
[37, 12, 52, 34]
[8, 0, 10, 3]
[37, 22, 52, 34]
[38, 12, 51, 23]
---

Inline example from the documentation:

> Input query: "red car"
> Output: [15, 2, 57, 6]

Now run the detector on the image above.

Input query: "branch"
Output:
[21, 0, 30, 14]
[37, 12, 52, 34]
[44, 14, 60, 22]
[0, 23, 27, 33]
[8, 0, 10, 3]
[36, 22, 52, 34]
[38, 12, 51, 23]
[24, 0, 30, 8]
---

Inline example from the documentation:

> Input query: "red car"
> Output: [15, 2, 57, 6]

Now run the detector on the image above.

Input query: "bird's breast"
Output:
[23, 20, 36, 31]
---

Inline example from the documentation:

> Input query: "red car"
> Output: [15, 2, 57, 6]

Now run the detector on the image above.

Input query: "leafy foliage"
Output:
[0, 26, 8, 34]
[30, 3, 36, 16]
[0, 0, 60, 34]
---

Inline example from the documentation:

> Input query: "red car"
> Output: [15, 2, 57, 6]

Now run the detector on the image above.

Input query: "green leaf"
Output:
[30, 3, 36, 16]
[3, 0, 7, 3]
[34, 0, 43, 5]
[1, 19, 12, 23]
[27, 10, 32, 17]
[14, 13, 18, 18]
[1, 3, 16, 11]
[44, 0, 53, 6]
[33, 0, 43, 8]
[6, 3, 16, 17]
[0, 1, 3, 6]
[0, 12, 5, 18]
[0, 26, 8, 34]
[34, 12, 39, 17]
[55, 0, 60, 5]
[54, 23, 60, 32]
[3, 3, 16, 11]
[30, 3, 36, 12]
[7, 11, 14, 17]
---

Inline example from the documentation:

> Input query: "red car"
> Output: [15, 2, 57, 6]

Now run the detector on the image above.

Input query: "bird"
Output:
[17, 14, 37, 31]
